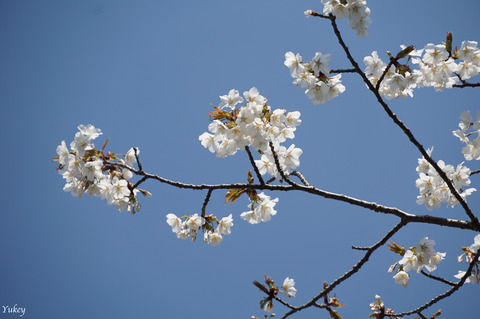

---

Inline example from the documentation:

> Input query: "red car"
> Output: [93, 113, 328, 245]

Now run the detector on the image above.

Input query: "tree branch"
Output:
[201, 189, 213, 218]
[327, 14, 480, 227]
[420, 270, 456, 286]
[245, 146, 265, 185]
[103, 159, 480, 232]
[393, 249, 480, 317]
[281, 221, 407, 318]
[269, 142, 297, 186]
[330, 68, 357, 74]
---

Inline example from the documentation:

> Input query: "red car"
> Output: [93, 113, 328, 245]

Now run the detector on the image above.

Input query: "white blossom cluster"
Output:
[320, 0, 371, 37]
[166, 213, 234, 246]
[240, 192, 279, 224]
[455, 234, 480, 284]
[199, 87, 303, 177]
[391, 237, 446, 288]
[413, 41, 480, 91]
[453, 110, 480, 161]
[284, 51, 346, 105]
[415, 148, 475, 210]
[364, 50, 422, 99]
[364, 41, 480, 99]
[56, 125, 144, 213]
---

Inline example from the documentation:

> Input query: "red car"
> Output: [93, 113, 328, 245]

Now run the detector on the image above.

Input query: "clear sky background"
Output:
[1, 1, 479, 318]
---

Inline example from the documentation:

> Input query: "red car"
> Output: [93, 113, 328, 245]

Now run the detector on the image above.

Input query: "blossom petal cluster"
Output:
[240, 192, 279, 224]
[455, 234, 480, 284]
[55, 125, 144, 213]
[413, 41, 480, 91]
[321, 0, 371, 37]
[363, 49, 422, 99]
[166, 213, 234, 246]
[390, 237, 446, 288]
[285, 51, 345, 105]
[415, 148, 475, 210]
[199, 87, 303, 177]
[453, 110, 480, 161]
[364, 41, 480, 99]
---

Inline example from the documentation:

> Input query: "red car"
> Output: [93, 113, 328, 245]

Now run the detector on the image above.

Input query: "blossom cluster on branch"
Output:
[54, 125, 148, 214]
[166, 213, 233, 246]
[319, 0, 371, 37]
[453, 110, 480, 160]
[284, 51, 346, 105]
[199, 87, 303, 178]
[415, 147, 475, 210]
[364, 39, 480, 99]
[389, 237, 446, 288]
[455, 234, 480, 284]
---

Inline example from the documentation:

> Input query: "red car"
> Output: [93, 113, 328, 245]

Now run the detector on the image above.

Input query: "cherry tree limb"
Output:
[420, 270, 456, 286]
[326, 14, 480, 227]
[393, 250, 480, 317]
[245, 146, 265, 185]
[201, 189, 213, 218]
[280, 221, 407, 318]
[105, 159, 480, 232]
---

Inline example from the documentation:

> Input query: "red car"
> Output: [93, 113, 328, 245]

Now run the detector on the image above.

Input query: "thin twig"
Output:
[272, 295, 296, 310]
[134, 147, 142, 172]
[417, 312, 428, 319]
[269, 142, 296, 186]
[393, 250, 480, 317]
[330, 68, 357, 74]
[245, 146, 265, 185]
[420, 270, 456, 286]
[132, 176, 148, 190]
[281, 221, 407, 318]
[290, 171, 311, 186]
[375, 58, 396, 91]
[201, 189, 213, 218]
[327, 14, 480, 227]
[351, 245, 370, 251]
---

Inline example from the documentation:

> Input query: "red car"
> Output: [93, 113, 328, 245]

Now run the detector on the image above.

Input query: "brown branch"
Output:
[245, 146, 265, 185]
[417, 312, 428, 319]
[269, 142, 297, 186]
[290, 171, 311, 186]
[327, 14, 480, 227]
[330, 68, 357, 74]
[280, 221, 407, 318]
[201, 189, 213, 218]
[420, 270, 456, 286]
[103, 159, 480, 232]
[132, 176, 148, 190]
[393, 249, 480, 317]
[375, 58, 395, 91]
[453, 82, 480, 88]
[272, 295, 296, 310]
[133, 147, 142, 172]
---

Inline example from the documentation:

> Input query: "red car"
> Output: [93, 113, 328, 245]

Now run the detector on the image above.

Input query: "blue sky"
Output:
[1, 1, 479, 318]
